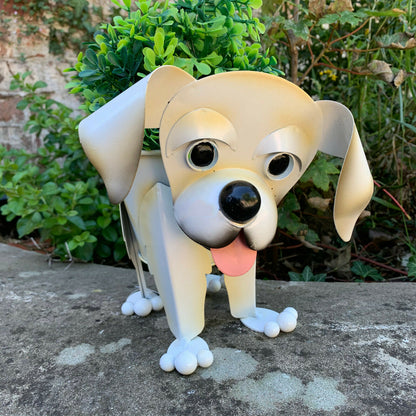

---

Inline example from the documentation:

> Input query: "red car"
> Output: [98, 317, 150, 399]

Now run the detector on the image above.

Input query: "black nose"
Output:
[219, 181, 261, 223]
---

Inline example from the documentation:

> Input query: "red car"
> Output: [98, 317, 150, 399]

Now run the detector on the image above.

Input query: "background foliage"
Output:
[257, 0, 416, 281]
[0, 0, 105, 54]
[0, 0, 415, 280]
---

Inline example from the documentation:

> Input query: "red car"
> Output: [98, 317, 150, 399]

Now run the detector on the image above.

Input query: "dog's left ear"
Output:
[316, 100, 373, 241]
[79, 66, 195, 203]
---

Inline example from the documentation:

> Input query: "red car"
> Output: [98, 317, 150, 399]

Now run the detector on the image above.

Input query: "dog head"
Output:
[79, 66, 373, 276]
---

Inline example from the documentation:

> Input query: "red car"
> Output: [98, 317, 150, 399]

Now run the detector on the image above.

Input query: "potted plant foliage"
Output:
[67, 0, 282, 150]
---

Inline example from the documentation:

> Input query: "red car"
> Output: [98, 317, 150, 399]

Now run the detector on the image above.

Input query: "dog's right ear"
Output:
[79, 66, 195, 203]
[316, 100, 373, 242]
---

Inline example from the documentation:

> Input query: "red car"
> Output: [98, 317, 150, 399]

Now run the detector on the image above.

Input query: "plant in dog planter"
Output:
[79, 65, 373, 375]
[68, 0, 282, 120]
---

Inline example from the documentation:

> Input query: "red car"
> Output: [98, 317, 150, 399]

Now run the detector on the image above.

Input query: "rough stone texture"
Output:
[0, 242, 415, 416]
[0, 0, 110, 151]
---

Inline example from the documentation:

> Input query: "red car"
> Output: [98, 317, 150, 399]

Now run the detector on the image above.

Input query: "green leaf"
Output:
[301, 158, 339, 191]
[289, 266, 326, 282]
[178, 42, 192, 57]
[97, 216, 111, 229]
[154, 28, 165, 56]
[195, 61, 211, 75]
[33, 81, 47, 89]
[103, 226, 118, 242]
[305, 229, 319, 244]
[249, 0, 262, 10]
[16, 100, 29, 110]
[278, 193, 307, 235]
[143, 48, 156, 66]
[78, 197, 94, 205]
[408, 256, 416, 280]
[107, 51, 121, 67]
[284, 20, 310, 41]
[42, 182, 59, 195]
[78, 69, 98, 78]
[371, 196, 402, 212]
[393, 120, 416, 135]
[97, 242, 112, 258]
[111, 0, 128, 11]
[68, 215, 86, 230]
[84, 49, 98, 65]
[17, 216, 39, 237]
[365, 9, 406, 18]
[318, 14, 342, 25]
[113, 240, 127, 262]
[351, 261, 383, 281]
[73, 242, 95, 261]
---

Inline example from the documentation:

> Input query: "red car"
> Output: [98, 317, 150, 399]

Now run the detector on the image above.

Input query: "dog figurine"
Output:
[79, 66, 373, 375]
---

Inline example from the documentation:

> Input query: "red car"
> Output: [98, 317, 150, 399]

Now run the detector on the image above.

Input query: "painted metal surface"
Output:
[79, 66, 373, 375]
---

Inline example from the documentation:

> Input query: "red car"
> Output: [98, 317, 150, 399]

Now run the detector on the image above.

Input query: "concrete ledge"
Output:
[1, 243, 415, 415]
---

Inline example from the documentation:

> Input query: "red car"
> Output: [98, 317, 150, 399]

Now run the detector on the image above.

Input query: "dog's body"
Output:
[79, 66, 373, 375]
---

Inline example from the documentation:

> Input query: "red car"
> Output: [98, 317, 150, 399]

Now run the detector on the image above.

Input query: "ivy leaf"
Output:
[278, 193, 308, 235]
[351, 261, 383, 281]
[289, 266, 326, 282]
[301, 158, 339, 191]
[284, 20, 310, 40]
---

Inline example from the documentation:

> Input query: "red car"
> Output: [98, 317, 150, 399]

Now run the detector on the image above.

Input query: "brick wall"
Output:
[0, 0, 110, 151]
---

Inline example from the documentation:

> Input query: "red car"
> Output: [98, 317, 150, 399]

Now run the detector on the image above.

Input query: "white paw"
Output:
[206, 273, 223, 293]
[159, 337, 214, 375]
[277, 307, 298, 332]
[121, 289, 163, 317]
[241, 307, 298, 338]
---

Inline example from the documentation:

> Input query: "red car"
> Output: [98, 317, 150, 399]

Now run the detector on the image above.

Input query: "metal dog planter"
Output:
[79, 66, 373, 375]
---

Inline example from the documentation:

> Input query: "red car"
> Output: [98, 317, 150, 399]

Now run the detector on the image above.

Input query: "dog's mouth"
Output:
[210, 231, 256, 277]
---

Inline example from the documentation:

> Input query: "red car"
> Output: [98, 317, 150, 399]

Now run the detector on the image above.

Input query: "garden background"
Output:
[0, 0, 415, 282]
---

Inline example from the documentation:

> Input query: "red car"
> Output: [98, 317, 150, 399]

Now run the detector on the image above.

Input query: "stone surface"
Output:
[0, 242, 415, 415]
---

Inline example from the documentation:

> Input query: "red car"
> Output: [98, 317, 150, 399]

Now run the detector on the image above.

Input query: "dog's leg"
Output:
[140, 183, 214, 375]
[224, 266, 298, 338]
[119, 202, 163, 317]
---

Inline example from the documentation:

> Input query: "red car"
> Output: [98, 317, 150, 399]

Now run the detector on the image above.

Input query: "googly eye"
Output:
[266, 153, 294, 179]
[186, 140, 218, 171]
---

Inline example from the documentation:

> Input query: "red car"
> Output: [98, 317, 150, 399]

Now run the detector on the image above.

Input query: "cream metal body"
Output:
[79, 66, 373, 375]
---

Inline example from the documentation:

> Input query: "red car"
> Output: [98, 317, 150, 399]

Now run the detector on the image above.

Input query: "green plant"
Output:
[351, 260, 384, 281]
[288, 266, 327, 282]
[1, 0, 106, 54]
[257, 0, 415, 281]
[262, 0, 415, 214]
[0, 72, 126, 262]
[66, 0, 282, 150]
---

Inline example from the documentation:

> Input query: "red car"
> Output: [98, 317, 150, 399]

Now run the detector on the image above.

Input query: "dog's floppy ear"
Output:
[316, 100, 373, 241]
[79, 66, 195, 203]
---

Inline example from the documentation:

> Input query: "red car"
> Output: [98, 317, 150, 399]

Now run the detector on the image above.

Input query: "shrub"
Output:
[66, 0, 282, 149]
[0, 73, 126, 262]
[256, 0, 416, 281]
[261, 0, 416, 220]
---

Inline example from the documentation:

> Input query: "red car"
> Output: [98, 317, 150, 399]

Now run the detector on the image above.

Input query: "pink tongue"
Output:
[210, 232, 257, 277]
